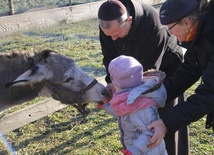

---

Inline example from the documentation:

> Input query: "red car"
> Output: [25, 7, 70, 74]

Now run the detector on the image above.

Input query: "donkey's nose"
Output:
[101, 89, 111, 98]
[52, 94, 59, 100]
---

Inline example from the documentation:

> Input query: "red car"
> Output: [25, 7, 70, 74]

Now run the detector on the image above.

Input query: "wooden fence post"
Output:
[68, 0, 73, 6]
[8, 0, 14, 15]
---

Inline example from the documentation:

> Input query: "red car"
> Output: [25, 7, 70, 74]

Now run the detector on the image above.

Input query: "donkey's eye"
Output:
[64, 77, 74, 83]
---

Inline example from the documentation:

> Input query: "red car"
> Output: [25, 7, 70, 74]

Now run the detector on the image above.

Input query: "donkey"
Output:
[0, 49, 110, 113]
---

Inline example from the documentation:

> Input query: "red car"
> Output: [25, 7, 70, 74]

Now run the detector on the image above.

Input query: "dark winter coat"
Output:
[162, 0, 214, 133]
[99, 0, 183, 83]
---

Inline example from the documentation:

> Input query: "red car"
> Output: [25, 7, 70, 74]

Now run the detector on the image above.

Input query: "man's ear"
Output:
[127, 16, 133, 23]
[182, 17, 193, 29]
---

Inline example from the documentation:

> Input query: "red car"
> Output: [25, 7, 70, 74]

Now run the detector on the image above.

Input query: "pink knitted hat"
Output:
[108, 55, 143, 89]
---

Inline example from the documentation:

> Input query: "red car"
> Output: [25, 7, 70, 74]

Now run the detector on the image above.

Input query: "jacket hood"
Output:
[119, 0, 146, 40]
[120, 0, 163, 40]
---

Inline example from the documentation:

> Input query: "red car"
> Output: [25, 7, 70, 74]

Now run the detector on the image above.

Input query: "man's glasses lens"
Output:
[168, 21, 180, 30]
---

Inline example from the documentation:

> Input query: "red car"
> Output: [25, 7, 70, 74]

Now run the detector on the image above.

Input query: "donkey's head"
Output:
[6, 50, 110, 113]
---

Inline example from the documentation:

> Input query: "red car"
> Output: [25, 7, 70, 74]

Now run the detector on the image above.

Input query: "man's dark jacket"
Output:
[162, 0, 214, 133]
[99, 0, 183, 83]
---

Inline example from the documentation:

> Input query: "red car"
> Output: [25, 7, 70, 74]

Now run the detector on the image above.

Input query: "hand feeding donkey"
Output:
[0, 49, 110, 114]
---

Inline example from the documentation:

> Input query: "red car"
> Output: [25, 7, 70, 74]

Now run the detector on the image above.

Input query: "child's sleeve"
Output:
[102, 102, 118, 118]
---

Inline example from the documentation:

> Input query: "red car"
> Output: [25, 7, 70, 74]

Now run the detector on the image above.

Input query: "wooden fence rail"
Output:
[0, 0, 105, 38]
[7, 0, 75, 15]
[0, 0, 165, 38]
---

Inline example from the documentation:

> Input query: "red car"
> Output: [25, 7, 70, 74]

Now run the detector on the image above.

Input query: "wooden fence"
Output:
[0, 0, 105, 38]
[7, 0, 74, 15]
[0, 0, 165, 38]
[0, 0, 165, 134]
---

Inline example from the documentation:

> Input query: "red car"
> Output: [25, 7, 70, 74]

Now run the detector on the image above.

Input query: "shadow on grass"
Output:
[45, 120, 118, 154]
[12, 108, 117, 153]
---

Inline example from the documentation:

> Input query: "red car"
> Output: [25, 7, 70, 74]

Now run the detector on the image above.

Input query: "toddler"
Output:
[101, 55, 168, 155]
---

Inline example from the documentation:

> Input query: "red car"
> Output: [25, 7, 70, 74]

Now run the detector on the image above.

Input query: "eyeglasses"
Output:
[168, 21, 180, 30]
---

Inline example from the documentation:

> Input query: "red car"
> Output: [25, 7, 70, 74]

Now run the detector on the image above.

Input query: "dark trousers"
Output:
[158, 95, 190, 155]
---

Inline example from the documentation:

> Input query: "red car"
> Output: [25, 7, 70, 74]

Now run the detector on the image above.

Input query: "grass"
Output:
[0, 11, 213, 155]
[0, 0, 99, 15]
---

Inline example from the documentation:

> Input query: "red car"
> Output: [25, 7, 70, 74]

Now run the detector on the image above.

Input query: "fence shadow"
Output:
[10, 107, 118, 154]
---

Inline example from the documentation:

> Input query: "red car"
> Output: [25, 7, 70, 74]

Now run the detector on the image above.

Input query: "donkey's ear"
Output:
[41, 49, 54, 59]
[6, 64, 52, 87]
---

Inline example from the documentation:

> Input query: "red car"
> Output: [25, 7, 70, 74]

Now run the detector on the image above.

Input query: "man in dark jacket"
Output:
[98, 0, 188, 154]
[147, 0, 214, 153]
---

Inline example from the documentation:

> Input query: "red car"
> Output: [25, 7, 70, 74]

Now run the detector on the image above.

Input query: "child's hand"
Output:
[121, 149, 132, 155]
[106, 83, 116, 96]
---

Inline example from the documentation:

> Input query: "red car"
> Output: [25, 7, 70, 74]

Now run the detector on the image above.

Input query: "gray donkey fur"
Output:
[0, 49, 109, 113]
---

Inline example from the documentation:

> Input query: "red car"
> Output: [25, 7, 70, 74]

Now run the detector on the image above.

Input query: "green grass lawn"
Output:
[0, 18, 213, 155]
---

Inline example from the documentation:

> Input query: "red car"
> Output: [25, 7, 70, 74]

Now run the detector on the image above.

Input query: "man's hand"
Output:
[147, 119, 167, 148]
[106, 83, 116, 96]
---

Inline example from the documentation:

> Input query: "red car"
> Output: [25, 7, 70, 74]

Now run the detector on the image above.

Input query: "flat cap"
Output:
[160, 0, 200, 25]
